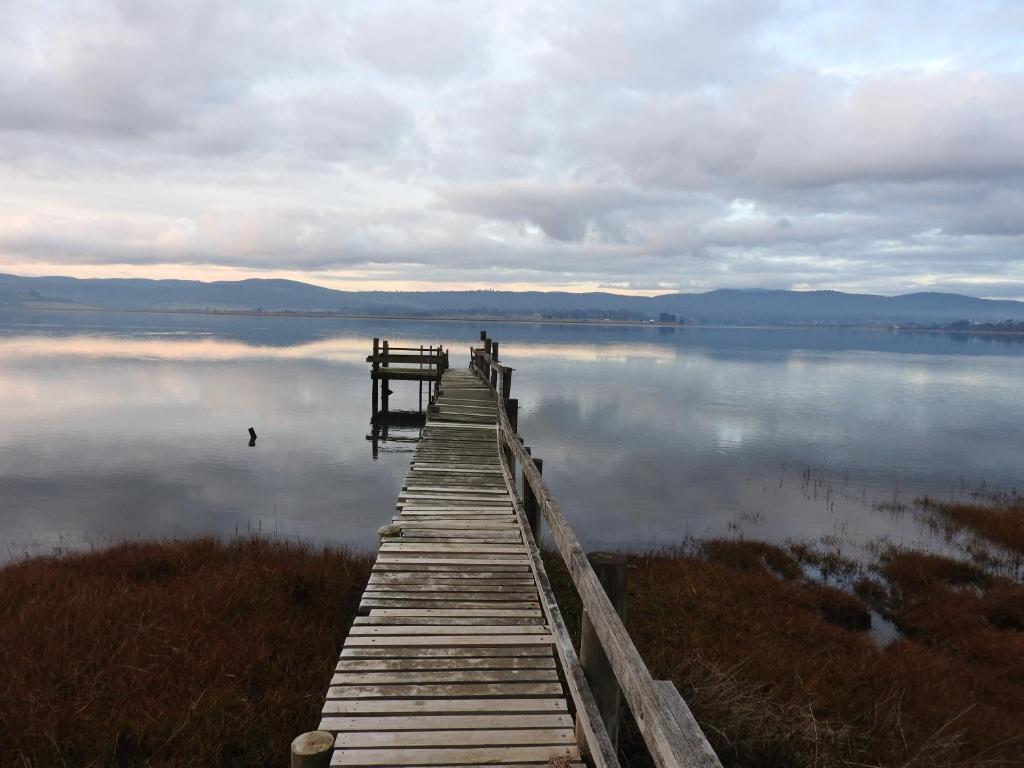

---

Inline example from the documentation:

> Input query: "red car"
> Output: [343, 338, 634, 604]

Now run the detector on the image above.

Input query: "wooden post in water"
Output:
[381, 340, 391, 414]
[419, 344, 424, 412]
[523, 456, 543, 540]
[371, 337, 380, 421]
[577, 552, 628, 752]
[290, 731, 333, 768]
[505, 397, 518, 432]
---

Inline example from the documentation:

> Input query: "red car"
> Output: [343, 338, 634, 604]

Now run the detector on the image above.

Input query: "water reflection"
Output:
[2, 309, 1024, 562]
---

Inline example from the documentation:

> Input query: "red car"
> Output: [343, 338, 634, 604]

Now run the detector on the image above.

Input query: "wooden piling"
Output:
[290, 730, 334, 768]
[577, 553, 628, 752]
[523, 456, 543, 540]
[381, 340, 390, 413]
[371, 337, 380, 420]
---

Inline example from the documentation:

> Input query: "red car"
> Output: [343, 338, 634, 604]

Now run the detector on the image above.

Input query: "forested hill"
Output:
[2, 273, 1024, 326]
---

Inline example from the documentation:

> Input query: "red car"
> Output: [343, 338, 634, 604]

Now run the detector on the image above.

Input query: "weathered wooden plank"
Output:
[326, 681, 563, 698]
[321, 698, 566, 715]
[343, 634, 553, 647]
[373, 558, 530, 567]
[319, 714, 572, 731]
[331, 669, 559, 685]
[335, 657, 555, 671]
[354, 618, 544, 626]
[348, 625, 547, 636]
[656, 680, 724, 767]
[372, 562, 530, 572]
[330, 745, 579, 766]
[368, 574, 533, 585]
[334, 728, 576, 748]
[401, 489, 509, 495]
[340, 645, 551, 658]
[379, 544, 525, 554]
[362, 593, 536, 606]
[361, 594, 538, 604]
[368, 608, 542, 618]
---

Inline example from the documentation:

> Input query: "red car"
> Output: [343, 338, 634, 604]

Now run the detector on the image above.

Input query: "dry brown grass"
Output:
[917, 495, 1024, 557]
[0, 537, 372, 768]
[626, 545, 1024, 767]
[549, 537, 1024, 768]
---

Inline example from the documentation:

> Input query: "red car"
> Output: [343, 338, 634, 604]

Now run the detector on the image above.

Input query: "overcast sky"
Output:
[1, 1, 1022, 296]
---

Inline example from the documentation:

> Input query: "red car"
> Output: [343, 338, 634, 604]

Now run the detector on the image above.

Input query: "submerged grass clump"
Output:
[916, 494, 1024, 558]
[0, 537, 372, 768]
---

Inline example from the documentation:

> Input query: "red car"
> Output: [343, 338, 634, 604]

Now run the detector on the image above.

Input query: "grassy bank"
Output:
[0, 537, 372, 767]
[3, 520, 1023, 767]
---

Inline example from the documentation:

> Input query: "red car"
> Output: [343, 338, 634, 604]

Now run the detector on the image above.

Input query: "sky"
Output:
[0, 1, 1022, 297]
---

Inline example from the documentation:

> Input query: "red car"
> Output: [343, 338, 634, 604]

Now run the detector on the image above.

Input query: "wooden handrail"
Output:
[468, 338, 722, 768]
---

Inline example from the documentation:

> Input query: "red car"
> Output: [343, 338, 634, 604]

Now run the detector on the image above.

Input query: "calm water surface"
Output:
[2, 309, 1023, 561]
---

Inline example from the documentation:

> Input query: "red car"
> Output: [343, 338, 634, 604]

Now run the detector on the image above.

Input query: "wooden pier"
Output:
[295, 334, 721, 768]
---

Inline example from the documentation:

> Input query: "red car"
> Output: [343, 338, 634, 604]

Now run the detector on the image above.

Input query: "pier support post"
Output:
[290, 731, 333, 768]
[523, 456, 543, 541]
[577, 553, 628, 752]
[503, 398, 519, 473]
[371, 337, 380, 421]
[381, 340, 390, 414]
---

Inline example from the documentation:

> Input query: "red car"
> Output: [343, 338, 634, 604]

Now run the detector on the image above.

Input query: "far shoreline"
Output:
[6, 303, 1024, 337]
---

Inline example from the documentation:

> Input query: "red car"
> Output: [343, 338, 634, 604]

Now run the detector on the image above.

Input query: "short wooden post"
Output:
[419, 344, 424, 412]
[577, 553, 628, 752]
[371, 337, 380, 420]
[523, 456, 543, 540]
[484, 337, 492, 356]
[381, 340, 390, 413]
[290, 730, 333, 768]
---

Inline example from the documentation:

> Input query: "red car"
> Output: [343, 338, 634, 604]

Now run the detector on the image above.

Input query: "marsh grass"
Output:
[548, 536, 1024, 768]
[4, 526, 1023, 767]
[0, 536, 372, 767]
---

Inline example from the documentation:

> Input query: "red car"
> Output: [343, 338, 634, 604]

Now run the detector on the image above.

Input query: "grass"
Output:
[916, 494, 1024, 558]
[0, 537, 372, 768]
[4, 526, 1024, 768]
[549, 537, 1024, 768]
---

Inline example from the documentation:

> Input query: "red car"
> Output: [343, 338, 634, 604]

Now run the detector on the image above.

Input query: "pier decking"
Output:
[320, 368, 581, 767]
[302, 336, 721, 768]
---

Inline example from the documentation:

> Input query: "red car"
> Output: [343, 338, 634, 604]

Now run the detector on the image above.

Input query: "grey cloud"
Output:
[0, 0, 1023, 297]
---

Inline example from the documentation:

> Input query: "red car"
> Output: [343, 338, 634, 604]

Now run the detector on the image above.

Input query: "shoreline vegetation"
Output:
[7, 303, 1024, 336]
[2, 494, 1022, 767]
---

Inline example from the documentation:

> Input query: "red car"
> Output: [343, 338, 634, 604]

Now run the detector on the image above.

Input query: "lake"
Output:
[2, 308, 1023, 561]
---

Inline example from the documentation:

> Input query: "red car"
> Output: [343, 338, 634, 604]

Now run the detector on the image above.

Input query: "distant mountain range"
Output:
[3, 272, 1024, 326]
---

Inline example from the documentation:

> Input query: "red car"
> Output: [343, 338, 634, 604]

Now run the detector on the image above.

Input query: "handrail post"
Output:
[578, 553, 628, 752]
[523, 456, 543, 540]
[490, 342, 500, 390]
